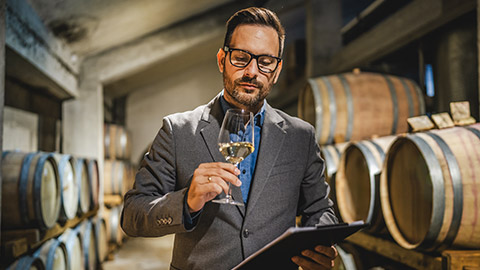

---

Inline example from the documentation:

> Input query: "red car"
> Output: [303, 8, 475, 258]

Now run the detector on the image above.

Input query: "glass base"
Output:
[212, 197, 244, 206]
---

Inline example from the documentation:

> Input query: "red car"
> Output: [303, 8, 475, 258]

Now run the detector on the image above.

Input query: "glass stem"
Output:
[226, 183, 232, 199]
[225, 163, 239, 200]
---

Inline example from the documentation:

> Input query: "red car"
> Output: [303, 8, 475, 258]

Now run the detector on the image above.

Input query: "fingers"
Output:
[291, 245, 337, 270]
[197, 162, 241, 186]
[314, 245, 338, 260]
[204, 175, 229, 195]
[187, 162, 242, 212]
[291, 255, 330, 270]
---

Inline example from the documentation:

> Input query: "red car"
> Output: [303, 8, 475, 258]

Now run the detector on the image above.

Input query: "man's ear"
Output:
[217, 48, 225, 73]
[273, 60, 283, 84]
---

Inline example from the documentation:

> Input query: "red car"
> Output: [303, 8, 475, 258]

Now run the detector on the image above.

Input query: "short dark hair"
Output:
[223, 7, 285, 57]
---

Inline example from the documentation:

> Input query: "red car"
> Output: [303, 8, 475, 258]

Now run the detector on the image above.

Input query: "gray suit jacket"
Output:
[121, 94, 337, 270]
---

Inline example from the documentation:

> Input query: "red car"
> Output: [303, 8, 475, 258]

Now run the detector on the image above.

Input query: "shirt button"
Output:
[242, 169, 246, 174]
[243, 229, 250, 238]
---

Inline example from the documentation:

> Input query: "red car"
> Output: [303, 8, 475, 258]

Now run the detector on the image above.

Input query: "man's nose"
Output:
[243, 58, 259, 78]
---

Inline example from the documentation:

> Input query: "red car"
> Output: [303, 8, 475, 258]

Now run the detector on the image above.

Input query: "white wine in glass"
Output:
[213, 108, 255, 206]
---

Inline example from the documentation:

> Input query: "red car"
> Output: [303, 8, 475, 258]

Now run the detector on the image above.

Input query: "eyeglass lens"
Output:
[230, 50, 278, 73]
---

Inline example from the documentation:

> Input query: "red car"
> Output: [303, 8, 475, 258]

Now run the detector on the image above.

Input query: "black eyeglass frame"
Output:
[223, 46, 282, 73]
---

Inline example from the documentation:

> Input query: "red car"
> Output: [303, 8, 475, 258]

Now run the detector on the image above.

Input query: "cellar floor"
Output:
[102, 234, 174, 270]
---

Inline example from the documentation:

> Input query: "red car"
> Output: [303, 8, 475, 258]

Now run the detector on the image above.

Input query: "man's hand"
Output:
[187, 162, 241, 212]
[291, 245, 338, 270]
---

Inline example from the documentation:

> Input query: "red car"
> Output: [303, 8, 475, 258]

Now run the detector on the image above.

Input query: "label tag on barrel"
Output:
[431, 112, 454, 129]
[450, 101, 476, 126]
[407, 115, 435, 132]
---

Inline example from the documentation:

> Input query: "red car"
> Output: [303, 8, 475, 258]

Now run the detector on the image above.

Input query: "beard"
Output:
[223, 73, 273, 111]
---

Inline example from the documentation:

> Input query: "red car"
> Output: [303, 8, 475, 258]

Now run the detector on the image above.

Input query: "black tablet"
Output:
[233, 221, 368, 270]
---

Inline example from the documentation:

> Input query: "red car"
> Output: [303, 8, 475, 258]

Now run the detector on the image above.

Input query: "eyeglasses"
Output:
[224, 46, 281, 73]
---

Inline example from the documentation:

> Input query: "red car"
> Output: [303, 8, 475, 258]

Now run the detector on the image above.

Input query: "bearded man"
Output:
[122, 7, 338, 270]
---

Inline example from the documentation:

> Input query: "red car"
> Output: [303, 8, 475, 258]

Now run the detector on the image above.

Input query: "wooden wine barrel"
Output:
[298, 72, 425, 145]
[92, 216, 109, 264]
[104, 123, 131, 160]
[104, 205, 124, 245]
[319, 142, 348, 222]
[78, 219, 97, 270]
[53, 154, 79, 223]
[104, 160, 125, 195]
[6, 255, 45, 270]
[60, 228, 84, 270]
[87, 159, 100, 210]
[104, 123, 116, 159]
[336, 135, 396, 233]
[320, 142, 349, 181]
[33, 238, 68, 270]
[115, 125, 131, 160]
[380, 124, 480, 250]
[75, 158, 91, 216]
[1, 151, 61, 230]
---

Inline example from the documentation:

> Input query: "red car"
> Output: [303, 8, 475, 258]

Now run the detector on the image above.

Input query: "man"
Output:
[122, 7, 338, 270]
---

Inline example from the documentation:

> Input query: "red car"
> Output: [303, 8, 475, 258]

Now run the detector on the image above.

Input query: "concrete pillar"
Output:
[0, 0, 5, 242]
[305, 0, 342, 78]
[433, 17, 478, 120]
[62, 61, 104, 206]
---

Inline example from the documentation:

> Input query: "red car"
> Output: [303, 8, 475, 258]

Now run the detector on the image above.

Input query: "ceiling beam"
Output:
[6, 0, 79, 99]
[87, 2, 251, 84]
[88, 0, 304, 85]
[329, 0, 476, 73]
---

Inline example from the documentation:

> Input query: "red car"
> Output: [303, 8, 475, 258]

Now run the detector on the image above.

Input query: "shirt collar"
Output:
[219, 90, 265, 127]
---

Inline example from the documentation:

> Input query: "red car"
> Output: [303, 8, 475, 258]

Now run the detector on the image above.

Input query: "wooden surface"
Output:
[442, 250, 480, 270]
[346, 232, 442, 269]
[346, 232, 480, 270]
[104, 195, 123, 207]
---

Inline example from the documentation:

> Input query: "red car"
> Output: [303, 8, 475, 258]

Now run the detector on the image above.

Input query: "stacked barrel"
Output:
[298, 71, 425, 229]
[103, 123, 135, 254]
[298, 71, 480, 268]
[1, 151, 109, 269]
[380, 123, 480, 251]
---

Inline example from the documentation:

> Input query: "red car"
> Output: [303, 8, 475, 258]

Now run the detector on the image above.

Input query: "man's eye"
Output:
[260, 59, 274, 66]
[234, 56, 249, 63]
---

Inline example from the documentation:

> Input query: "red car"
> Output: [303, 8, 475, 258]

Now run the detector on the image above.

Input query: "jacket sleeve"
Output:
[298, 125, 339, 227]
[121, 117, 193, 237]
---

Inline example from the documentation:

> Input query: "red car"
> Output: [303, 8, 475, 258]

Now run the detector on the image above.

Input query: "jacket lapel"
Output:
[246, 104, 286, 214]
[199, 94, 245, 216]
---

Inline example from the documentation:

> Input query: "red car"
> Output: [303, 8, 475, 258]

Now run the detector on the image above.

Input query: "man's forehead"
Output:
[229, 24, 279, 55]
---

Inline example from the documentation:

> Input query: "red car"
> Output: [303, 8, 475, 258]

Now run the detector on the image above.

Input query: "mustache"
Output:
[235, 76, 263, 88]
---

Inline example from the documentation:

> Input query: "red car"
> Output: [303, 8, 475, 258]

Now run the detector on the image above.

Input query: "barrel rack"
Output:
[345, 232, 480, 269]
[0, 207, 98, 267]
[104, 194, 123, 207]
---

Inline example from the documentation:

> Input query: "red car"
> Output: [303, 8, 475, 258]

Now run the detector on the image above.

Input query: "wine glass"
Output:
[213, 108, 255, 206]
